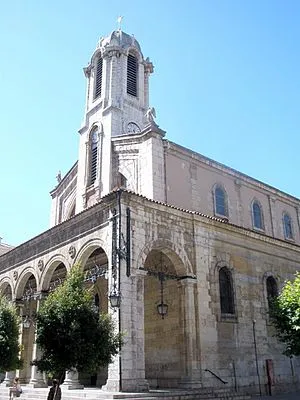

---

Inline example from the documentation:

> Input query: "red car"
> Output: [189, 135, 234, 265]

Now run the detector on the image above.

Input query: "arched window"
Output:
[214, 185, 228, 217]
[252, 201, 264, 230]
[127, 54, 138, 97]
[94, 293, 100, 311]
[89, 127, 99, 185]
[219, 267, 235, 314]
[94, 57, 103, 99]
[266, 276, 278, 310]
[283, 212, 293, 240]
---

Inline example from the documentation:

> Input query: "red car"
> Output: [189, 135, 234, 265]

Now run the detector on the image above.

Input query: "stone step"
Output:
[0, 387, 251, 400]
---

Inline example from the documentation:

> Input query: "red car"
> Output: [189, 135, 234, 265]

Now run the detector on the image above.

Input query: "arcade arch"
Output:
[143, 249, 189, 388]
[79, 245, 109, 388]
[0, 280, 12, 300]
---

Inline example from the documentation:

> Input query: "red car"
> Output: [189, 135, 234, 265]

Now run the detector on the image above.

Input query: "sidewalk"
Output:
[252, 392, 300, 400]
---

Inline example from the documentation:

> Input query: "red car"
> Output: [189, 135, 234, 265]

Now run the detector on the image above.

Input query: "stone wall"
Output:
[1, 189, 300, 394]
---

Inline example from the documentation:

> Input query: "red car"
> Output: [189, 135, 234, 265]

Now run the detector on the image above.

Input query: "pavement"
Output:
[252, 392, 300, 400]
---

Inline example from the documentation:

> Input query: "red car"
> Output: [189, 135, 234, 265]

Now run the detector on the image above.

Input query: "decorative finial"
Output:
[145, 107, 158, 127]
[117, 16, 123, 31]
[56, 170, 62, 183]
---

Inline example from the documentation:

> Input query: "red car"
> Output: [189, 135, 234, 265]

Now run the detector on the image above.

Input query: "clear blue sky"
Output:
[1, 0, 300, 246]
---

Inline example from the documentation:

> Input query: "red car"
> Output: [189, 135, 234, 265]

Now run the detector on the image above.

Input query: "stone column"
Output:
[15, 301, 24, 381]
[102, 271, 149, 393]
[62, 369, 83, 390]
[102, 215, 121, 392]
[1, 300, 21, 387]
[179, 277, 202, 388]
[29, 297, 47, 387]
[29, 347, 47, 387]
[101, 306, 121, 392]
[125, 271, 149, 391]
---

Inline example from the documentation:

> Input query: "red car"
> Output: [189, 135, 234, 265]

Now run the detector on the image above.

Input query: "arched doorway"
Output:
[143, 250, 184, 388]
[79, 247, 109, 388]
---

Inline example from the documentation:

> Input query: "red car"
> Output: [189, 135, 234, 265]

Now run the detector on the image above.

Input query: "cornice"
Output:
[120, 189, 300, 254]
[163, 140, 300, 206]
[50, 162, 78, 197]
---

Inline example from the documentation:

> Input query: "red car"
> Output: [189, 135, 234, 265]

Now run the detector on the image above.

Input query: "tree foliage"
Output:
[34, 265, 122, 377]
[270, 271, 300, 357]
[0, 296, 22, 372]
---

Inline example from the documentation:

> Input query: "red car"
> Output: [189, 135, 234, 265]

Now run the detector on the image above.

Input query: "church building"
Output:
[0, 29, 300, 396]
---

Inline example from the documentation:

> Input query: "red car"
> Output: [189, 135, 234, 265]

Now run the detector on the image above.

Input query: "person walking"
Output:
[47, 379, 61, 400]
[9, 377, 22, 399]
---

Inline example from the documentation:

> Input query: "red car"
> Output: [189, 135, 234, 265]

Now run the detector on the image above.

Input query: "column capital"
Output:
[178, 276, 197, 287]
[135, 269, 148, 278]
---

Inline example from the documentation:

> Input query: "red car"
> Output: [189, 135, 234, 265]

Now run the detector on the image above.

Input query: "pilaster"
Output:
[101, 306, 121, 392]
[295, 206, 300, 237]
[178, 277, 202, 388]
[268, 195, 276, 237]
[234, 179, 243, 226]
[103, 270, 149, 392]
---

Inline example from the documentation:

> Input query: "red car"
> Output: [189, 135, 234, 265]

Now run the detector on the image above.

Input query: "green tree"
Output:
[33, 265, 122, 378]
[270, 271, 300, 357]
[0, 295, 22, 372]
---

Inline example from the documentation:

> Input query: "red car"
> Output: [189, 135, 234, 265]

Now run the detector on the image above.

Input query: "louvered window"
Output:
[219, 267, 235, 314]
[90, 143, 97, 184]
[90, 127, 99, 185]
[127, 54, 138, 97]
[94, 57, 103, 99]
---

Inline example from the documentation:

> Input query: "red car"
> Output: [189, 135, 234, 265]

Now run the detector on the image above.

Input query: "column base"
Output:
[101, 379, 120, 392]
[1, 372, 15, 387]
[121, 379, 150, 392]
[102, 378, 149, 393]
[1, 380, 12, 387]
[28, 380, 48, 388]
[135, 379, 149, 392]
[62, 369, 84, 390]
[61, 382, 84, 390]
[179, 377, 202, 389]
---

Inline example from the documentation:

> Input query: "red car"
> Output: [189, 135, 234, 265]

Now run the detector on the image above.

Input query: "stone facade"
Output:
[0, 29, 300, 395]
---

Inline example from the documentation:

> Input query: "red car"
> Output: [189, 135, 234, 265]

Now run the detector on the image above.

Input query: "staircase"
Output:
[0, 386, 251, 400]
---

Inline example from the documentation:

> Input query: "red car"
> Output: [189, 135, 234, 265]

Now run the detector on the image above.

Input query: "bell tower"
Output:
[75, 29, 154, 213]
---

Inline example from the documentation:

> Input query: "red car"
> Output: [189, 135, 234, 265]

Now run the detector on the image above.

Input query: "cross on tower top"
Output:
[117, 16, 123, 31]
